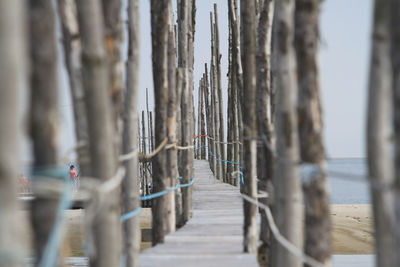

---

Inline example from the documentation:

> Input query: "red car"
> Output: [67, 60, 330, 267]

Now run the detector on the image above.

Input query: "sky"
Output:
[135, 0, 373, 158]
[20, 0, 373, 163]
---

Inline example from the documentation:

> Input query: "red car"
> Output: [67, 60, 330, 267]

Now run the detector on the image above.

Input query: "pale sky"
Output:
[135, 0, 373, 158]
[21, 0, 373, 163]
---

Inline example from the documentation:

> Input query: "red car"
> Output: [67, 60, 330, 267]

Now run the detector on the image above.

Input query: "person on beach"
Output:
[69, 165, 79, 191]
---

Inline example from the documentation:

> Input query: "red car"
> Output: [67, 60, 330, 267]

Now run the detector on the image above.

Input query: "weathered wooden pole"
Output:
[121, 0, 141, 265]
[295, 0, 331, 266]
[150, 0, 170, 245]
[272, 0, 303, 266]
[0, 0, 26, 265]
[102, 0, 124, 132]
[76, 1, 121, 266]
[166, 2, 177, 234]
[197, 83, 202, 158]
[228, 0, 243, 186]
[175, 67, 184, 227]
[366, 1, 395, 266]
[227, 14, 234, 184]
[178, 0, 193, 223]
[58, 0, 91, 175]
[256, 0, 274, 264]
[200, 80, 206, 160]
[214, 4, 226, 182]
[295, 1, 332, 266]
[240, 0, 258, 253]
[203, 64, 213, 169]
[210, 12, 223, 181]
[29, 0, 61, 265]
[390, 0, 400, 265]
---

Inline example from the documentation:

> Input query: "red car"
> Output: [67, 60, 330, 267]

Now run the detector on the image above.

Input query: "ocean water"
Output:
[327, 158, 370, 204]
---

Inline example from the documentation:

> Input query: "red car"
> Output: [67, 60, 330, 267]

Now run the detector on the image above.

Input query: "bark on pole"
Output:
[76, 1, 121, 266]
[295, 1, 332, 266]
[256, 0, 274, 264]
[102, 0, 124, 132]
[166, 2, 177, 234]
[29, 0, 61, 265]
[150, 0, 170, 245]
[122, 0, 141, 266]
[229, 0, 243, 186]
[178, 0, 193, 223]
[240, 0, 258, 254]
[203, 64, 213, 167]
[58, 0, 91, 175]
[272, 0, 303, 266]
[200, 80, 206, 159]
[210, 12, 223, 181]
[0, 0, 26, 265]
[390, 0, 400, 265]
[214, 4, 226, 182]
[367, 1, 394, 266]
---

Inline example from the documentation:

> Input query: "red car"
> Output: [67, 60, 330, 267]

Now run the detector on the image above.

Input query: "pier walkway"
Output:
[139, 160, 258, 267]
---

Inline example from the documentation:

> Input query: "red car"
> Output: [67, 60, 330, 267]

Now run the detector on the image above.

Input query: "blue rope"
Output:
[32, 167, 72, 267]
[120, 178, 196, 222]
[120, 207, 142, 223]
[208, 151, 243, 167]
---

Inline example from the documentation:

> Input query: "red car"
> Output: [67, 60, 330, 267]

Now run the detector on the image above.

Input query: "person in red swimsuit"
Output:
[69, 165, 78, 191]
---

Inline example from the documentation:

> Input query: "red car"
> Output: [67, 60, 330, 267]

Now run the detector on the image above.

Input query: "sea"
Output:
[327, 158, 370, 204]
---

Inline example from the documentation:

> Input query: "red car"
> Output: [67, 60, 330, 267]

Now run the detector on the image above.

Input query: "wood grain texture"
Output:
[139, 160, 258, 267]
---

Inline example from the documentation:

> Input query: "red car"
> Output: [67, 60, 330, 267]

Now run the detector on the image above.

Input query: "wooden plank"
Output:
[139, 160, 258, 267]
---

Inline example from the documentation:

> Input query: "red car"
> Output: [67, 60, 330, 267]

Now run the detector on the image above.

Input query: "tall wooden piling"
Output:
[295, 0, 332, 265]
[178, 0, 194, 223]
[367, 0, 395, 266]
[214, 4, 226, 182]
[166, 2, 177, 234]
[29, 0, 61, 265]
[76, 1, 122, 266]
[0, 1, 26, 265]
[150, 0, 170, 245]
[390, 0, 400, 265]
[272, 0, 303, 266]
[256, 0, 274, 263]
[122, 0, 141, 265]
[240, 0, 258, 253]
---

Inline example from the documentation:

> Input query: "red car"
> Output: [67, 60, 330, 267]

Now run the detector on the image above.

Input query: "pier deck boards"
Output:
[139, 160, 258, 267]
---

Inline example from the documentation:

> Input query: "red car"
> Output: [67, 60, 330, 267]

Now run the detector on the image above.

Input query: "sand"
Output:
[331, 204, 374, 254]
[22, 205, 374, 257]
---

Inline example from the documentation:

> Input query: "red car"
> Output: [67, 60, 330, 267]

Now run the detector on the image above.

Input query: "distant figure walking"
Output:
[69, 165, 79, 192]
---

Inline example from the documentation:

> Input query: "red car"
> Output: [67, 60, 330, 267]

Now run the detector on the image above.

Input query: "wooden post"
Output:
[203, 64, 213, 169]
[178, 0, 193, 223]
[122, 0, 141, 266]
[200, 80, 206, 160]
[175, 67, 184, 226]
[150, 0, 169, 245]
[197, 83, 202, 158]
[366, 1, 395, 266]
[272, 0, 303, 266]
[0, 0, 26, 265]
[29, 0, 61, 265]
[102, 0, 124, 133]
[210, 12, 223, 181]
[240, 0, 258, 254]
[214, 4, 226, 182]
[58, 0, 91, 175]
[76, 1, 121, 266]
[166, 2, 177, 234]
[228, 0, 243, 186]
[294, 1, 331, 266]
[390, 0, 400, 265]
[256, 0, 274, 264]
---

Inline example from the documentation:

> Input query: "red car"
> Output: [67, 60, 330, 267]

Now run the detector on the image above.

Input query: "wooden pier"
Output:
[139, 160, 258, 267]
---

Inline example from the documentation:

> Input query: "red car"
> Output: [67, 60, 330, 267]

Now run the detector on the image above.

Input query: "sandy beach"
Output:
[331, 204, 373, 254]
[21, 204, 374, 257]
